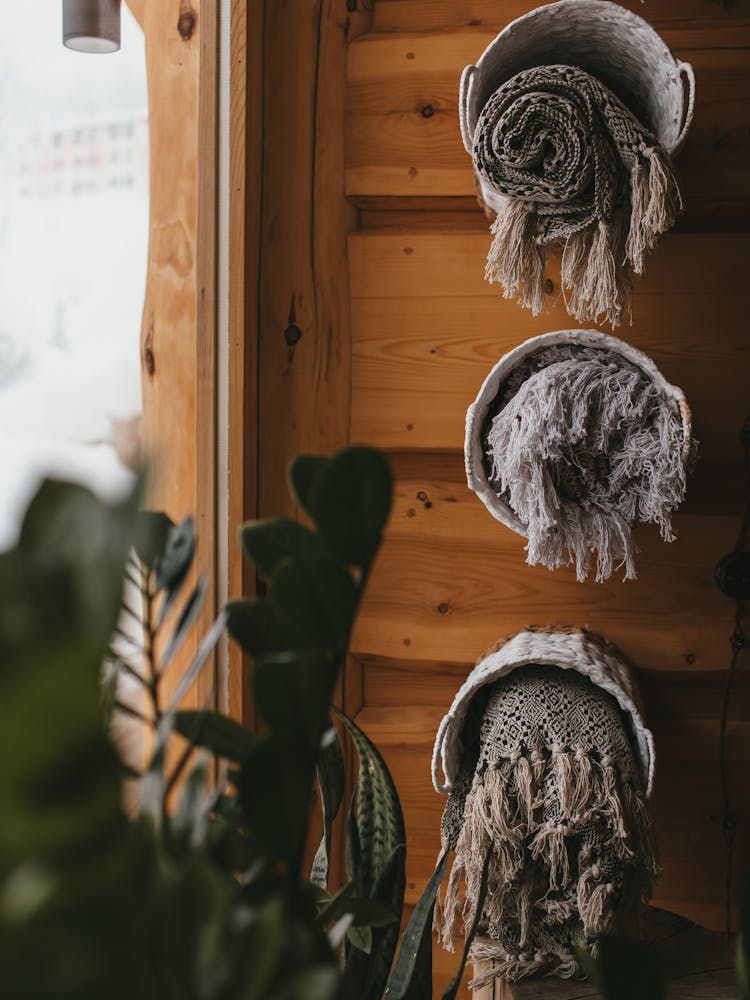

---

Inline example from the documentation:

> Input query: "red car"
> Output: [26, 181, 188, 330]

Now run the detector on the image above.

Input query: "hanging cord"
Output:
[715, 413, 750, 938]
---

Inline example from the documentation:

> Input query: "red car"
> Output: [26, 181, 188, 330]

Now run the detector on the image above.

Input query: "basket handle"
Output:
[458, 63, 478, 155]
[674, 61, 696, 154]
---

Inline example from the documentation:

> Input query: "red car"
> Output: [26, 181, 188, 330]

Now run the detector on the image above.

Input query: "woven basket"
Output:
[459, 0, 695, 216]
[432, 626, 655, 797]
[465, 328, 693, 553]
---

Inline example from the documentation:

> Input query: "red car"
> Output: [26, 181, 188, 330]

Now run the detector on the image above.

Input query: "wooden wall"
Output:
[338, 0, 750, 994]
[142, 0, 750, 995]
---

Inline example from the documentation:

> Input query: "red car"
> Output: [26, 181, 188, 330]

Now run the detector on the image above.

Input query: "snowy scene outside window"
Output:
[0, 3, 147, 547]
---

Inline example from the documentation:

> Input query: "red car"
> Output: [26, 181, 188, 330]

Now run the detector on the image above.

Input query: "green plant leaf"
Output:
[133, 510, 173, 571]
[309, 447, 392, 568]
[174, 710, 259, 762]
[345, 791, 364, 897]
[272, 963, 340, 1000]
[343, 845, 406, 997]
[385, 851, 449, 999]
[288, 454, 328, 517]
[311, 726, 345, 889]
[317, 881, 397, 933]
[335, 709, 406, 896]
[254, 649, 337, 747]
[271, 554, 357, 648]
[579, 935, 666, 1000]
[347, 924, 372, 956]
[226, 598, 305, 657]
[240, 518, 324, 580]
[442, 845, 491, 999]
[237, 736, 314, 865]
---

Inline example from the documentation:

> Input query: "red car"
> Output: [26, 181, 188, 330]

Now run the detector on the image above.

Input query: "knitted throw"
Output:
[435, 665, 658, 987]
[473, 64, 682, 327]
[483, 345, 688, 582]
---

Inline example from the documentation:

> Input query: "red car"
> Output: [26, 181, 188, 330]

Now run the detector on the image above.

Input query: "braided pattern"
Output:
[473, 64, 682, 326]
[474, 64, 645, 238]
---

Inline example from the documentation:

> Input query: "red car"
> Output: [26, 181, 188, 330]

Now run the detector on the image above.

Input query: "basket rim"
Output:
[459, 0, 694, 157]
[464, 329, 694, 538]
[431, 627, 655, 798]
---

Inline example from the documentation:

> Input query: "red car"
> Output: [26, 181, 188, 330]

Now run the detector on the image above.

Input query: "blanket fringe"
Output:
[485, 144, 680, 329]
[434, 747, 658, 984]
[484, 350, 687, 582]
[485, 200, 546, 316]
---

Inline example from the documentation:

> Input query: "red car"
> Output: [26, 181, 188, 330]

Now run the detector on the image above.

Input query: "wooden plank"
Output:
[227, 0, 258, 724]
[258, 0, 368, 524]
[257, 0, 371, 888]
[350, 455, 738, 671]
[345, 33, 750, 221]
[348, 232, 750, 464]
[371, 0, 750, 45]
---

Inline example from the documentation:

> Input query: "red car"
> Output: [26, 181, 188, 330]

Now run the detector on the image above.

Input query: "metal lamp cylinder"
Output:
[63, 0, 121, 54]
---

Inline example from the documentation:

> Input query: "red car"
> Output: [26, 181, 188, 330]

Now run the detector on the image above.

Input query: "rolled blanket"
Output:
[483, 344, 689, 582]
[434, 663, 659, 987]
[473, 64, 682, 327]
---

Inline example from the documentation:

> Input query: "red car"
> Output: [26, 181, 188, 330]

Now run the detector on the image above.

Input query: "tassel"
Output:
[530, 821, 571, 890]
[485, 200, 547, 315]
[626, 145, 682, 275]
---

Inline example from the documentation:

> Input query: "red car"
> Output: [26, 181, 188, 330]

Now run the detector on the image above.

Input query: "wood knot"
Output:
[142, 330, 155, 376]
[284, 323, 302, 347]
[437, 602, 450, 615]
[544, 278, 554, 294]
[421, 104, 435, 118]
[177, 7, 196, 40]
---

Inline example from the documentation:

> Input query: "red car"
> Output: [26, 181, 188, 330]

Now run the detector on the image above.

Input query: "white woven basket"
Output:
[459, 0, 696, 216]
[465, 328, 693, 540]
[432, 627, 655, 797]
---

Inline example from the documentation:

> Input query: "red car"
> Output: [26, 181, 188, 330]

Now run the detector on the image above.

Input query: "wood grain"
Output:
[257, 0, 367, 523]
[371, 0, 750, 45]
[345, 31, 750, 224]
[350, 453, 738, 672]
[348, 232, 750, 464]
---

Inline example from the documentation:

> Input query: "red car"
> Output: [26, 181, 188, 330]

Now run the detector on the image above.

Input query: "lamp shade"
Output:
[63, 0, 121, 54]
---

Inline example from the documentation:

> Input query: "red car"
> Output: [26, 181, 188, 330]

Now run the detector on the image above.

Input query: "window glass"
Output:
[0, 3, 147, 545]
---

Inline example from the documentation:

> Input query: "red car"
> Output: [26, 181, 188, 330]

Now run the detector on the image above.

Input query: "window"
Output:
[0, 3, 148, 547]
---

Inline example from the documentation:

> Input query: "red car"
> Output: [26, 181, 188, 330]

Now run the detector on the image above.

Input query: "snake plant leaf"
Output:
[254, 648, 337, 748]
[578, 935, 666, 1000]
[385, 851, 449, 1000]
[240, 518, 325, 580]
[345, 790, 364, 896]
[174, 710, 259, 762]
[311, 726, 345, 889]
[288, 454, 328, 518]
[442, 845, 492, 1000]
[271, 553, 357, 649]
[342, 845, 406, 998]
[334, 709, 406, 896]
[308, 447, 393, 569]
[226, 598, 305, 657]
